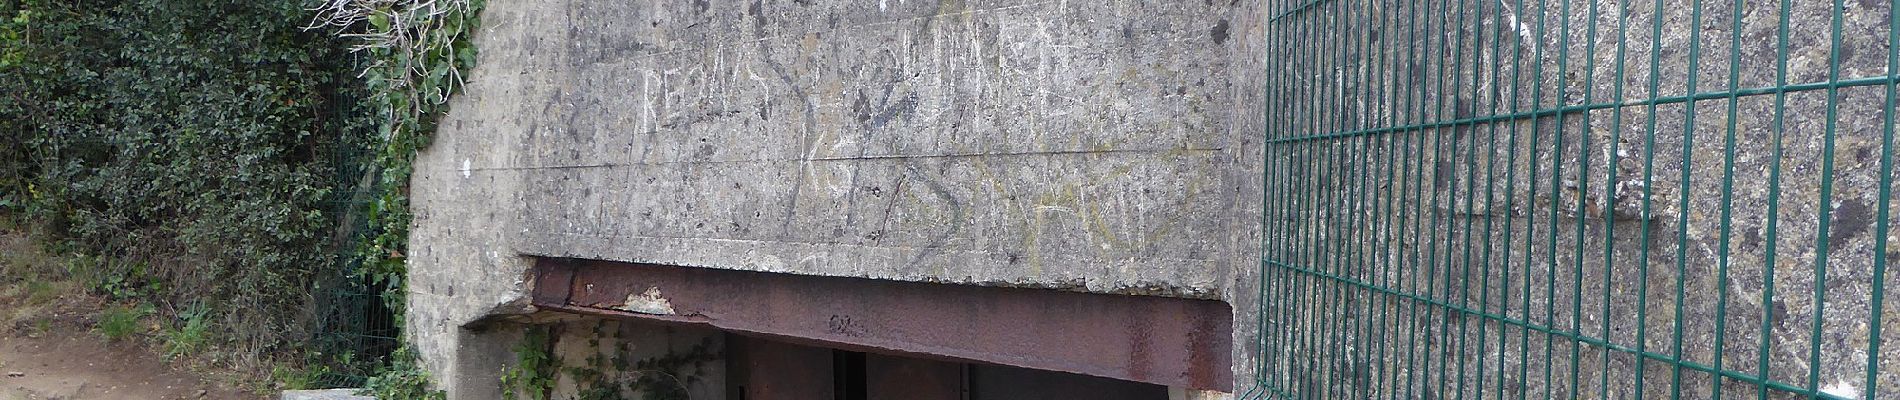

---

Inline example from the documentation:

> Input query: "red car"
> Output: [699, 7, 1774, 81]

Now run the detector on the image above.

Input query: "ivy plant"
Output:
[309, 0, 484, 396]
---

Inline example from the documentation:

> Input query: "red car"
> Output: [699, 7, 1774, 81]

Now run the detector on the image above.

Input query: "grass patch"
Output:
[162, 305, 211, 358]
[96, 304, 147, 341]
[0, 230, 79, 331]
[271, 363, 325, 391]
[23, 280, 57, 305]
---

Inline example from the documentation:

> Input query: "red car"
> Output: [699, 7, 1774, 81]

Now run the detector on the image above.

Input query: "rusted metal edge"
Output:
[527, 257, 1233, 390]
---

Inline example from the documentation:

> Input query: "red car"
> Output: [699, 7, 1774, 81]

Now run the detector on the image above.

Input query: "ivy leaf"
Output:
[368, 12, 389, 31]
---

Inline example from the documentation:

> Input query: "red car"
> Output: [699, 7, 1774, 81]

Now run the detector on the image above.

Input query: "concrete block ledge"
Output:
[280, 389, 372, 400]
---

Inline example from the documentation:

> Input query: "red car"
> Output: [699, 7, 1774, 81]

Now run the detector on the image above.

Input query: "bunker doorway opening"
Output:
[526, 257, 1233, 398]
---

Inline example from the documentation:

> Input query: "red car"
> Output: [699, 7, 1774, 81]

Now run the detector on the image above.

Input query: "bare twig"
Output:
[303, 0, 474, 120]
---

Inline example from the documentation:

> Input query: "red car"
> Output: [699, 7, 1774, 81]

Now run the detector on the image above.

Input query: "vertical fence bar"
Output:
[1672, 0, 1710, 397]
[1711, 0, 1748, 397]
[1757, 0, 1793, 396]
[1867, 0, 1899, 398]
[1808, 0, 1848, 396]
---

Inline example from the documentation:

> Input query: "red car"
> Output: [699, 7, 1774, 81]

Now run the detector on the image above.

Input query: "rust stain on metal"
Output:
[528, 257, 1233, 391]
[604, 287, 675, 315]
[530, 258, 577, 306]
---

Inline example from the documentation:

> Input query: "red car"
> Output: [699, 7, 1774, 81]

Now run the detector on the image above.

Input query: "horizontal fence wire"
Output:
[1255, 0, 1895, 399]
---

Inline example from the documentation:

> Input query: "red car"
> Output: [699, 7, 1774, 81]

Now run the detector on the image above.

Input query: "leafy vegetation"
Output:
[0, 0, 371, 364]
[307, 0, 484, 396]
[162, 302, 211, 358]
[505, 322, 721, 400]
[502, 326, 557, 400]
[308, 0, 483, 314]
[95, 303, 148, 341]
[361, 347, 447, 400]
[274, 362, 331, 391]
[1, 0, 483, 392]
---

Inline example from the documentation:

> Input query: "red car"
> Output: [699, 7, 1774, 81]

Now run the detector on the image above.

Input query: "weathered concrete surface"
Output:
[279, 389, 371, 400]
[403, 0, 560, 397]
[513, 0, 1239, 298]
[1225, 0, 1270, 396]
[411, 0, 1269, 398]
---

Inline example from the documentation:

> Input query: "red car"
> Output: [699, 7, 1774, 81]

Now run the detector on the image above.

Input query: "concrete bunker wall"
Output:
[400, 0, 1900, 397]
[407, 1, 1272, 398]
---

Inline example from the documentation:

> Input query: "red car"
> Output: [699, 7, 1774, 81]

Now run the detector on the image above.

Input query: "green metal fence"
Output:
[1254, 0, 1894, 398]
[308, 71, 401, 388]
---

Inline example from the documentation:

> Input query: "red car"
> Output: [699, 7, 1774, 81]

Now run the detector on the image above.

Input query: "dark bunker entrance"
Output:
[525, 257, 1232, 399]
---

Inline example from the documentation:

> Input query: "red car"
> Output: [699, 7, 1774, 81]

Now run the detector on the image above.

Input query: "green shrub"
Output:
[307, 0, 484, 315]
[3, 0, 482, 389]
[95, 304, 147, 341]
[309, 0, 484, 393]
[0, 0, 371, 363]
[162, 304, 210, 358]
[361, 347, 447, 400]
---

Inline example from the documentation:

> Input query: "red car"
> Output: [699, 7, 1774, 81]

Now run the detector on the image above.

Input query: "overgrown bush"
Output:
[0, 0, 482, 391]
[306, 0, 482, 314]
[0, 0, 371, 367]
[307, 0, 483, 395]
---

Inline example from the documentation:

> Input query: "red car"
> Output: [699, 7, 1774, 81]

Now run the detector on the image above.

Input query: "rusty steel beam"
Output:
[529, 258, 1231, 391]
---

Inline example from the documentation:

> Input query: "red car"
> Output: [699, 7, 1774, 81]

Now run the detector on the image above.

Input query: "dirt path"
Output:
[0, 331, 257, 400]
[0, 230, 263, 400]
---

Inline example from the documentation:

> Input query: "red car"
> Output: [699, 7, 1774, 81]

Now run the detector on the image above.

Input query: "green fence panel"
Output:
[1255, 0, 1895, 398]
[309, 74, 401, 389]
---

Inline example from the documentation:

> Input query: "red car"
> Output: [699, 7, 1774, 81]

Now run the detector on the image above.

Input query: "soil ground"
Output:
[0, 329, 256, 400]
[0, 231, 262, 400]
